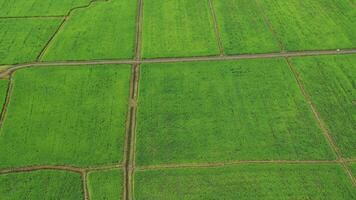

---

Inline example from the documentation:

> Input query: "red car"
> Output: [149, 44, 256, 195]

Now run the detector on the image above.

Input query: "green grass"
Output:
[0, 18, 62, 65]
[350, 163, 356, 177]
[0, 170, 83, 200]
[88, 169, 123, 200]
[0, 79, 8, 110]
[0, 65, 131, 168]
[135, 164, 356, 199]
[42, 0, 136, 61]
[142, 0, 219, 58]
[291, 55, 356, 158]
[212, 0, 280, 54]
[136, 59, 334, 166]
[0, 0, 90, 17]
[259, 0, 356, 51]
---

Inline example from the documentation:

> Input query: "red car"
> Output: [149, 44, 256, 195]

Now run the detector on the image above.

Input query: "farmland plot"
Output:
[0, 65, 131, 168]
[212, 0, 280, 54]
[259, 0, 356, 51]
[142, 0, 219, 58]
[291, 55, 356, 158]
[136, 59, 334, 166]
[0, 18, 61, 65]
[135, 164, 356, 199]
[0, 170, 83, 200]
[0, 0, 90, 17]
[88, 169, 123, 200]
[42, 0, 136, 61]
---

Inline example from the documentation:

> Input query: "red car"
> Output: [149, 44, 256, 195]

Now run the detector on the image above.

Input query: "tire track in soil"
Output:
[1, 49, 356, 79]
[208, 0, 224, 56]
[0, 76, 14, 136]
[286, 58, 356, 186]
[36, 0, 110, 61]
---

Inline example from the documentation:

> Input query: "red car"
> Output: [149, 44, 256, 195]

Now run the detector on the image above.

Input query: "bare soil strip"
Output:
[254, 0, 285, 52]
[0, 77, 13, 135]
[136, 160, 339, 171]
[286, 58, 356, 186]
[0, 15, 65, 19]
[81, 171, 90, 200]
[36, 0, 110, 61]
[1, 49, 355, 78]
[208, 0, 224, 56]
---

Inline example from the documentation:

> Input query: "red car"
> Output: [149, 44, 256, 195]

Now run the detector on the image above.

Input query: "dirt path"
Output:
[286, 58, 356, 186]
[1, 49, 355, 78]
[82, 171, 90, 200]
[0, 77, 14, 136]
[208, 0, 224, 56]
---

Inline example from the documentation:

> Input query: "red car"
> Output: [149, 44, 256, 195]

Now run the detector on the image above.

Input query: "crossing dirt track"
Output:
[0, 0, 355, 199]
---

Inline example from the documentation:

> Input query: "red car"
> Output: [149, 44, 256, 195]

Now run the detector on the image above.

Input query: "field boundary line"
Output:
[36, 0, 110, 61]
[81, 171, 90, 200]
[254, 0, 285, 52]
[124, 0, 143, 199]
[0, 15, 65, 19]
[1, 49, 356, 78]
[136, 160, 339, 171]
[286, 58, 356, 186]
[0, 76, 14, 136]
[208, 0, 224, 56]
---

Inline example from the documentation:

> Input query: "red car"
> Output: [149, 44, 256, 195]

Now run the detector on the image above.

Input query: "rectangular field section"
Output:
[212, 0, 280, 54]
[0, 0, 90, 17]
[42, 0, 137, 61]
[0, 18, 62, 65]
[0, 170, 83, 200]
[0, 65, 131, 168]
[136, 59, 334, 166]
[135, 164, 356, 199]
[88, 169, 123, 200]
[291, 55, 356, 158]
[259, 0, 356, 51]
[142, 0, 219, 58]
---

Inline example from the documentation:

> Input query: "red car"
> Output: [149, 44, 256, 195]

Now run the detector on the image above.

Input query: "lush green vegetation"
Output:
[292, 55, 356, 158]
[259, 0, 356, 51]
[0, 65, 131, 168]
[0, 170, 83, 200]
[0, 0, 90, 17]
[350, 163, 356, 177]
[135, 164, 356, 199]
[0, 18, 61, 65]
[212, 0, 280, 54]
[42, 0, 136, 61]
[142, 0, 219, 58]
[0, 79, 8, 109]
[136, 59, 334, 166]
[88, 169, 123, 200]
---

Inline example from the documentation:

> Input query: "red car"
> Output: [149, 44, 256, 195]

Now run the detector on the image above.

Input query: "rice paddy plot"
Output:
[0, 0, 90, 17]
[88, 169, 123, 200]
[0, 18, 62, 65]
[135, 164, 356, 199]
[259, 0, 356, 51]
[42, 0, 136, 61]
[0, 65, 131, 168]
[0, 170, 83, 200]
[142, 0, 219, 58]
[212, 0, 280, 54]
[291, 55, 356, 158]
[136, 59, 334, 166]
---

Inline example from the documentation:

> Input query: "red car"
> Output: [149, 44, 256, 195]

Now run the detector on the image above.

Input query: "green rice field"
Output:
[0, 0, 355, 199]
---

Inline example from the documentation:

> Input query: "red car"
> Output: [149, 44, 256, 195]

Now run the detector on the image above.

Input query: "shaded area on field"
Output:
[0, 18, 62, 65]
[0, 65, 131, 168]
[42, 0, 137, 61]
[291, 55, 356, 158]
[212, 0, 281, 54]
[88, 169, 123, 200]
[136, 59, 334, 166]
[0, 170, 83, 200]
[142, 0, 219, 58]
[135, 164, 356, 199]
[259, 0, 356, 51]
[0, 0, 90, 17]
